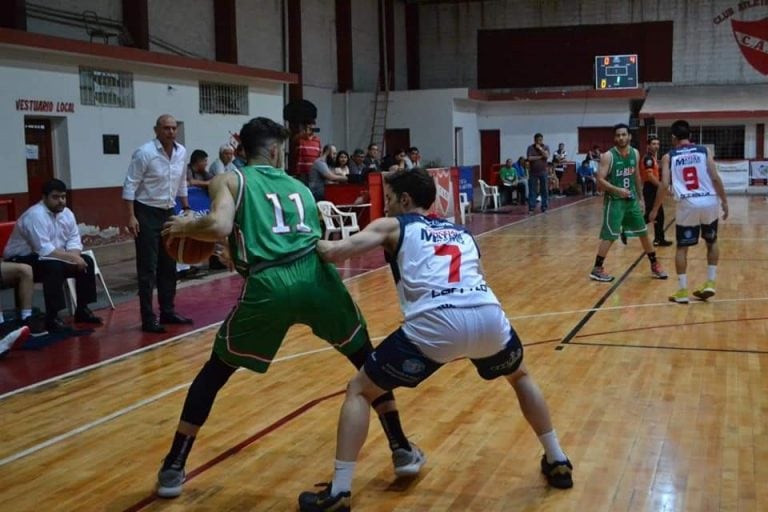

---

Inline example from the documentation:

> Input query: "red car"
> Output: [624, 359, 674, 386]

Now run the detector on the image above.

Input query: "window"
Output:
[79, 68, 135, 108]
[199, 82, 248, 115]
[656, 125, 745, 159]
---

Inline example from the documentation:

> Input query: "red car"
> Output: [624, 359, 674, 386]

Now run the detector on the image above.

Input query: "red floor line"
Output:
[122, 388, 346, 512]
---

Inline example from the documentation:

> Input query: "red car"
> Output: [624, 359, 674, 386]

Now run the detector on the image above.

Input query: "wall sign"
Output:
[15, 99, 75, 113]
[713, 3, 768, 75]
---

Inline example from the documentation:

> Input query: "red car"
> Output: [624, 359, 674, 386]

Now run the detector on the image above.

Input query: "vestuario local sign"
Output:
[713, 1, 768, 75]
[15, 98, 75, 113]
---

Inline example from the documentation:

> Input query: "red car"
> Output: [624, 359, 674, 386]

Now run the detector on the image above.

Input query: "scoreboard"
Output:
[595, 54, 639, 90]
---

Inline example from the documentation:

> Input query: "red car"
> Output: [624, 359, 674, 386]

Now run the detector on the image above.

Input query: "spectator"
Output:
[512, 157, 529, 201]
[404, 147, 420, 169]
[348, 149, 366, 176]
[553, 143, 567, 183]
[499, 158, 518, 205]
[588, 145, 601, 174]
[577, 159, 597, 195]
[526, 133, 550, 213]
[232, 144, 247, 169]
[3, 179, 103, 332]
[309, 144, 347, 201]
[547, 163, 561, 196]
[332, 150, 351, 178]
[383, 149, 407, 172]
[363, 143, 380, 172]
[294, 122, 322, 184]
[123, 114, 193, 334]
[187, 150, 212, 188]
[208, 145, 237, 177]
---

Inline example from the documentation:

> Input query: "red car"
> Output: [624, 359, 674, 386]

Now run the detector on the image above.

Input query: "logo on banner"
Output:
[713, 4, 768, 76]
[434, 169, 452, 215]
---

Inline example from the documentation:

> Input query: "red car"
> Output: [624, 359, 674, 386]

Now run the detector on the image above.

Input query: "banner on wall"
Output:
[750, 160, 768, 181]
[717, 160, 750, 192]
[458, 166, 474, 203]
[427, 168, 458, 222]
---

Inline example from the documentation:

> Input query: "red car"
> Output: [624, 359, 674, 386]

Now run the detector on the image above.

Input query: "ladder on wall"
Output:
[370, 83, 389, 154]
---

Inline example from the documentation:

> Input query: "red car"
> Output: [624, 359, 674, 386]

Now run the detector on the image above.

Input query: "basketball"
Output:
[164, 235, 215, 265]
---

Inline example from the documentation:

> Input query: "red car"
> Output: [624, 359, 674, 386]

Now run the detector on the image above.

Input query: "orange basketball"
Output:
[164, 236, 215, 265]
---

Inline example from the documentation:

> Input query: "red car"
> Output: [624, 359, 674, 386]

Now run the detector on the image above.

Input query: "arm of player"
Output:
[634, 149, 645, 212]
[706, 152, 729, 221]
[648, 154, 670, 223]
[162, 173, 236, 241]
[596, 152, 630, 197]
[317, 217, 399, 262]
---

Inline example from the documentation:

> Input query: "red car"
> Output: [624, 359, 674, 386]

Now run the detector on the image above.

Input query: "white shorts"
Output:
[403, 304, 511, 364]
[676, 197, 719, 227]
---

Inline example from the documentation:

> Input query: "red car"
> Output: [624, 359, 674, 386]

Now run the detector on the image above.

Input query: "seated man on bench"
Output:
[3, 179, 103, 332]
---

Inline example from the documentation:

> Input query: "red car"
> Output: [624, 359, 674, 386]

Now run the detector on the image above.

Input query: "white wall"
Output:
[418, 0, 768, 88]
[351, 0, 380, 92]
[452, 101, 479, 167]
[0, 51, 284, 194]
[477, 98, 632, 162]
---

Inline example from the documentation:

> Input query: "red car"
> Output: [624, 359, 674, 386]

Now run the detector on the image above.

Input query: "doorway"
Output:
[480, 129, 500, 183]
[24, 118, 54, 204]
[384, 128, 410, 158]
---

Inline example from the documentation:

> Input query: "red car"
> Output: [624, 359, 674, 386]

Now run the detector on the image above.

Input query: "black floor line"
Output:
[557, 219, 675, 349]
[568, 340, 768, 356]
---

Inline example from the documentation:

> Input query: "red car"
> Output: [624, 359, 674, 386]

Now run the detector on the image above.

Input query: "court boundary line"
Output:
[558, 219, 675, 348]
[0, 197, 591, 401]
[568, 340, 768, 355]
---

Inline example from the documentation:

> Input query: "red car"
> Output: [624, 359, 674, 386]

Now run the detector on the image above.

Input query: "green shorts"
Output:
[213, 251, 367, 373]
[600, 198, 647, 241]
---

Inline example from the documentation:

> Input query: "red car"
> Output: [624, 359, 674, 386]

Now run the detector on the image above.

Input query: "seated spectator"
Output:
[577, 159, 597, 195]
[363, 143, 380, 172]
[587, 145, 601, 174]
[547, 163, 561, 196]
[348, 149, 366, 176]
[3, 180, 103, 332]
[0, 260, 46, 351]
[331, 150, 351, 179]
[309, 144, 347, 201]
[383, 149, 408, 172]
[404, 147, 420, 169]
[232, 144, 247, 169]
[512, 157, 529, 201]
[186, 149, 212, 188]
[208, 144, 237, 176]
[499, 158, 518, 205]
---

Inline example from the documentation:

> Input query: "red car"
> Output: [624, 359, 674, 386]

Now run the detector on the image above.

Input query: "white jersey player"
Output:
[650, 120, 729, 304]
[299, 169, 572, 512]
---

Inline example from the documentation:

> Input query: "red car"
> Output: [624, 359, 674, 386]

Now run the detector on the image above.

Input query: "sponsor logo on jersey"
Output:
[673, 153, 704, 166]
[490, 348, 523, 373]
[421, 228, 465, 244]
[614, 167, 636, 177]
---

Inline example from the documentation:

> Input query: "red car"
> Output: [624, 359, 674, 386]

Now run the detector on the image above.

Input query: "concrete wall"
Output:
[351, 0, 379, 92]
[236, 0, 284, 71]
[418, 0, 768, 88]
[149, 0, 215, 59]
[0, 50, 283, 195]
[26, 0, 122, 44]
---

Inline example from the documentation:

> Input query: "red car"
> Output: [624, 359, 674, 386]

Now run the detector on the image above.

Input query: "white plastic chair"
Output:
[66, 249, 115, 314]
[478, 179, 500, 211]
[459, 192, 472, 225]
[317, 201, 361, 239]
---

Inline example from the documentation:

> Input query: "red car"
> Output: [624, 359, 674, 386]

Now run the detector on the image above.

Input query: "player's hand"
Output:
[316, 240, 333, 261]
[721, 202, 729, 221]
[648, 208, 658, 223]
[617, 188, 632, 199]
[215, 243, 235, 272]
[162, 215, 194, 240]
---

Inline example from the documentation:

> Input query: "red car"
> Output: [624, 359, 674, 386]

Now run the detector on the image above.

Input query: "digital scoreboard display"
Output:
[595, 54, 639, 90]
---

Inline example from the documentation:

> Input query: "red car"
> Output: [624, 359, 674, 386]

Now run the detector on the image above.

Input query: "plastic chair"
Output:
[459, 193, 472, 225]
[317, 201, 360, 239]
[478, 179, 500, 211]
[317, 201, 342, 240]
[66, 249, 115, 314]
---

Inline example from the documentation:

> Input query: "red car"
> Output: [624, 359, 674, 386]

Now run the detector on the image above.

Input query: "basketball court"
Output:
[1, 195, 766, 511]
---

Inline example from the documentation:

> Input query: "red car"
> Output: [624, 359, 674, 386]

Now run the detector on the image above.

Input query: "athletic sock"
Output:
[379, 411, 410, 451]
[594, 255, 605, 268]
[678, 274, 688, 290]
[538, 430, 567, 464]
[163, 431, 196, 470]
[707, 265, 717, 282]
[647, 252, 657, 264]
[331, 460, 356, 496]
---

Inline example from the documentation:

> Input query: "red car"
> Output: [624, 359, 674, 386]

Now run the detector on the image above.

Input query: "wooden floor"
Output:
[1, 196, 767, 512]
